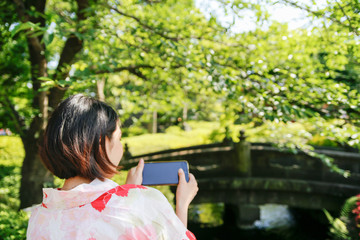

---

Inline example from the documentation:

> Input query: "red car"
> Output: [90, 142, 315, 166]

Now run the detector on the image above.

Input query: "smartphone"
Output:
[142, 161, 189, 186]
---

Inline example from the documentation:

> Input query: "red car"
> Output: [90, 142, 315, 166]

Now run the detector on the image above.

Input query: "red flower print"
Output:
[185, 230, 196, 240]
[41, 203, 48, 208]
[91, 184, 147, 212]
[119, 224, 157, 240]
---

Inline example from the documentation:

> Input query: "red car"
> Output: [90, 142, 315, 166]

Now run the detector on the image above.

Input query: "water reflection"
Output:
[190, 203, 329, 239]
[254, 204, 295, 229]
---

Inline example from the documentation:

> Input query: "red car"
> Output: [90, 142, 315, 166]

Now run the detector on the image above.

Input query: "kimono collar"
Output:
[42, 178, 117, 210]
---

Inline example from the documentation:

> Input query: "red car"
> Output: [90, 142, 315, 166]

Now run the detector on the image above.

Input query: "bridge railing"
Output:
[250, 143, 360, 185]
[121, 141, 235, 177]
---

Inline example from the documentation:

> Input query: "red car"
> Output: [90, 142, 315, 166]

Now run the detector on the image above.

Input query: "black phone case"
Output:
[142, 161, 189, 186]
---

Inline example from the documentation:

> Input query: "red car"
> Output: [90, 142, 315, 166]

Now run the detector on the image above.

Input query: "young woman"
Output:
[27, 94, 198, 239]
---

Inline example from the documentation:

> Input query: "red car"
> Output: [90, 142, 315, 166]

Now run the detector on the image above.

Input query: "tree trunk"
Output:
[96, 77, 106, 101]
[20, 137, 52, 209]
[152, 111, 157, 133]
[15, 0, 90, 208]
[17, 0, 49, 208]
[146, 111, 158, 133]
[183, 102, 188, 121]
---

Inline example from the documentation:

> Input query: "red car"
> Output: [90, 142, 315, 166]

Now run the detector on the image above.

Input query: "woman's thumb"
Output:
[178, 168, 186, 184]
[136, 158, 144, 173]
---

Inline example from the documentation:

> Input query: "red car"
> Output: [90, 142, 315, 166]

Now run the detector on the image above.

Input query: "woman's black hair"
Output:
[40, 94, 119, 180]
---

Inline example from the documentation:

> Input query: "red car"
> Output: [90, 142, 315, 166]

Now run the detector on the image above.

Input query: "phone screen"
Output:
[142, 161, 189, 186]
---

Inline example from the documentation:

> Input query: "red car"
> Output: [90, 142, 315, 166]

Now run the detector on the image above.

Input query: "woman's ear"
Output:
[99, 135, 111, 153]
[104, 135, 114, 152]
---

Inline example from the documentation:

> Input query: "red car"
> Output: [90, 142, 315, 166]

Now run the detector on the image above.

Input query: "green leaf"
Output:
[10, 22, 43, 38]
[44, 33, 54, 46]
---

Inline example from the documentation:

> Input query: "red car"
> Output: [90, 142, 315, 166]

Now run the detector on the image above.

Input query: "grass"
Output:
[123, 121, 220, 155]
[0, 136, 28, 240]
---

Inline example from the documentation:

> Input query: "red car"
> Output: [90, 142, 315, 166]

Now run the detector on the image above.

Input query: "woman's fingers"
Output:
[178, 168, 186, 183]
[125, 158, 144, 185]
[189, 174, 198, 192]
[176, 170, 198, 209]
[188, 173, 195, 182]
[136, 158, 144, 175]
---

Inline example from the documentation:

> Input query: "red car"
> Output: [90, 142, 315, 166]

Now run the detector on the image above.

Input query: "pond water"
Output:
[189, 204, 330, 240]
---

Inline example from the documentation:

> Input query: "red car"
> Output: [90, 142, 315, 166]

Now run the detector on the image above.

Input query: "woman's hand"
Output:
[176, 169, 198, 207]
[125, 158, 144, 185]
[175, 168, 198, 227]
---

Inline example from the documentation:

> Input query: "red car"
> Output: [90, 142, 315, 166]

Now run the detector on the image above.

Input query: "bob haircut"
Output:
[40, 94, 119, 180]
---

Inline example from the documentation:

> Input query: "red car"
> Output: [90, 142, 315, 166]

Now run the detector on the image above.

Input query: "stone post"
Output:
[233, 130, 251, 177]
[223, 203, 260, 228]
[223, 131, 258, 228]
[121, 143, 132, 163]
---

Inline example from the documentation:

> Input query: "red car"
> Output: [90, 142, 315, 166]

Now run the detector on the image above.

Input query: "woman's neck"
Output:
[61, 176, 92, 190]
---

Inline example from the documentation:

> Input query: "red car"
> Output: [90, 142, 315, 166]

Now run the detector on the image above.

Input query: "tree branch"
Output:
[53, 6, 75, 25]
[109, 5, 237, 47]
[95, 64, 155, 75]
[12, 0, 44, 57]
[334, 0, 359, 35]
[192, 36, 249, 49]
[109, 6, 180, 41]
[49, 0, 91, 110]
[12, 0, 28, 22]
[13, 0, 48, 132]
[0, 95, 26, 137]
[92, 63, 185, 77]
[280, 0, 359, 36]
[129, 69, 148, 81]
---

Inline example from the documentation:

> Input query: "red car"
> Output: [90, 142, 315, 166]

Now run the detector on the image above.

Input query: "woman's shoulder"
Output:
[100, 179, 166, 200]
[90, 184, 169, 213]
[117, 184, 165, 199]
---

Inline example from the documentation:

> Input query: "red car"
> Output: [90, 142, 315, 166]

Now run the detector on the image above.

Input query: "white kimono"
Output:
[27, 178, 196, 240]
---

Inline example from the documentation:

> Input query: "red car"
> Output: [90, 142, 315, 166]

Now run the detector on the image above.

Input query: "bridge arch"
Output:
[121, 136, 360, 225]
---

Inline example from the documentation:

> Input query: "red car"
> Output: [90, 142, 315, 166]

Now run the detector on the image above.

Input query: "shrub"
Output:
[324, 195, 360, 240]
[0, 136, 28, 239]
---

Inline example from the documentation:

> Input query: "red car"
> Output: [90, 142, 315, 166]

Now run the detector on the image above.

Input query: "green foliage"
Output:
[122, 125, 149, 137]
[0, 209, 28, 240]
[0, 136, 24, 167]
[123, 118, 360, 161]
[2, 0, 360, 139]
[1, 0, 359, 140]
[0, 137, 28, 239]
[0, 17, 32, 132]
[324, 195, 360, 240]
[189, 203, 224, 227]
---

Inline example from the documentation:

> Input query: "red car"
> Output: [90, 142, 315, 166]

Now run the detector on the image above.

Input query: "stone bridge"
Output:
[120, 132, 360, 225]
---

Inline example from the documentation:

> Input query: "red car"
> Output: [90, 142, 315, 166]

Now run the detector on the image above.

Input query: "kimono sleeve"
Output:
[141, 187, 196, 240]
